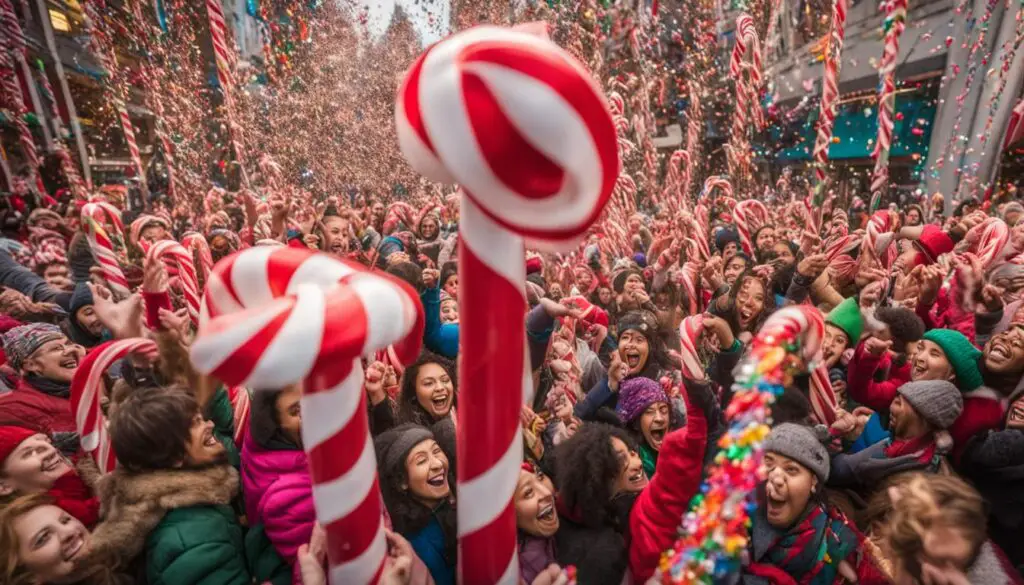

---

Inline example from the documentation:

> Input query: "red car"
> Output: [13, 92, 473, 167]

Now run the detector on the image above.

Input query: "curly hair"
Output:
[374, 424, 458, 565]
[553, 423, 638, 530]
[724, 269, 776, 335]
[397, 352, 458, 427]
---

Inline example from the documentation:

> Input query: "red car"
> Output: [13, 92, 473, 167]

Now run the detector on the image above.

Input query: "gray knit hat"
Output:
[897, 380, 963, 430]
[374, 424, 434, 477]
[764, 423, 830, 482]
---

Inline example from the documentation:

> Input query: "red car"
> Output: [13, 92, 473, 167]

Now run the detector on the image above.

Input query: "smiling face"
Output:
[822, 324, 850, 369]
[22, 338, 79, 382]
[415, 362, 454, 420]
[322, 216, 350, 256]
[723, 256, 747, 285]
[888, 394, 931, 440]
[13, 504, 90, 583]
[139, 224, 167, 244]
[548, 283, 564, 302]
[755, 228, 776, 252]
[515, 469, 559, 537]
[906, 208, 921, 226]
[182, 412, 226, 467]
[610, 436, 647, 495]
[274, 387, 303, 447]
[0, 434, 71, 495]
[419, 217, 439, 240]
[984, 328, 1024, 375]
[618, 330, 650, 375]
[722, 241, 739, 263]
[1006, 395, 1024, 430]
[735, 278, 766, 331]
[443, 274, 459, 300]
[404, 439, 450, 506]
[639, 402, 670, 451]
[763, 452, 816, 529]
[440, 298, 459, 324]
[910, 340, 955, 383]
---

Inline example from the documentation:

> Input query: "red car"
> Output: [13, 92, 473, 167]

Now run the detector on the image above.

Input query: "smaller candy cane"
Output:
[678, 314, 705, 381]
[82, 216, 129, 298]
[182, 232, 215, 282]
[71, 338, 159, 473]
[701, 176, 733, 200]
[734, 199, 769, 257]
[148, 240, 201, 326]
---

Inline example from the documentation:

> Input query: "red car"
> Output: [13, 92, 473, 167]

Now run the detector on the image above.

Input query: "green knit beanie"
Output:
[922, 329, 984, 391]
[826, 297, 863, 346]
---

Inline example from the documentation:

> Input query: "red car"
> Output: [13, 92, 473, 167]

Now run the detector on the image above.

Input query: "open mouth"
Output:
[990, 343, 1010, 361]
[765, 485, 787, 516]
[627, 468, 647, 488]
[537, 502, 555, 522]
[648, 426, 667, 445]
[62, 532, 85, 561]
[431, 393, 450, 411]
[739, 308, 754, 323]
[202, 429, 218, 448]
[426, 472, 447, 488]
[59, 356, 79, 369]
[624, 351, 641, 369]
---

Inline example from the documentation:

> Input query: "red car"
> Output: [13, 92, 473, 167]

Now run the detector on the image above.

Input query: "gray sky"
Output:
[362, 0, 451, 44]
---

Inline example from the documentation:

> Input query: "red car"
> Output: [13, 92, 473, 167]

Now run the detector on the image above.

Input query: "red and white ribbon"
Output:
[396, 25, 616, 584]
[82, 202, 129, 297]
[147, 240, 201, 327]
[191, 247, 424, 585]
[71, 338, 159, 473]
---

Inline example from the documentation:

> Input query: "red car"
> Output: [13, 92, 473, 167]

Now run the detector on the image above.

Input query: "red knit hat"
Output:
[914, 224, 954, 265]
[0, 426, 37, 464]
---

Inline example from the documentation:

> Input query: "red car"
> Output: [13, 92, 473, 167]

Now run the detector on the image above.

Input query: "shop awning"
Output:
[772, 90, 936, 162]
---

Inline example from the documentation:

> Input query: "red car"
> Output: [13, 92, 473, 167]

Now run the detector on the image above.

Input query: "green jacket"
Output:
[206, 386, 241, 469]
[146, 504, 254, 585]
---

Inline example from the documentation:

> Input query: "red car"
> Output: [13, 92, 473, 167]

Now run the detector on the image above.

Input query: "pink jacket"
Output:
[241, 431, 316, 583]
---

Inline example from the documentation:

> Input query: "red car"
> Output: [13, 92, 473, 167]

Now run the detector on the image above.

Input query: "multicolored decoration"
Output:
[657, 305, 827, 584]
[71, 338, 159, 473]
[190, 247, 424, 585]
[395, 25, 617, 584]
[869, 0, 908, 212]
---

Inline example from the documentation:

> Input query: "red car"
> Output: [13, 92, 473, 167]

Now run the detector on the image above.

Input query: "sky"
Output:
[359, 0, 452, 45]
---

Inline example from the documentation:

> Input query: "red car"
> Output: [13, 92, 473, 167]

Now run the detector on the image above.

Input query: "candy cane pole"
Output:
[869, 0, 907, 212]
[82, 203, 129, 298]
[206, 0, 249, 186]
[114, 99, 149, 196]
[147, 240, 201, 327]
[71, 339, 159, 473]
[396, 26, 617, 584]
[812, 0, 848, 206]
[191, 248, 424, 584]
[0, 0, 41, 185]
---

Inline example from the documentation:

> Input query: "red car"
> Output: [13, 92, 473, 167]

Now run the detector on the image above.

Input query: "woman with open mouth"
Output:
[614, 377, 683, 478]
[745, 424, 888, 583]
[516, 462, 562, 583]
[396, 353, 457, 429]
[376, 423, 457, 585]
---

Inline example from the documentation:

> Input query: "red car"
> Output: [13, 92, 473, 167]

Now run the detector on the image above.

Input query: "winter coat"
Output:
[917, 284, 976, 342]
[241, 430, 316, 583]
[421, 286, 458, 359]
[960, 428, 1024, 573]
[950, 387, 1007, 462]
[0, 376, 77, 450]
[406, 514, 456, 585]
[628, 386, 708, 583]
[845, 342, 909, 414]
[555, 493, 634, 585]
[968, 541, 1024, 585]
[519, 534, 557, 585]
[86, 464, 289, 585]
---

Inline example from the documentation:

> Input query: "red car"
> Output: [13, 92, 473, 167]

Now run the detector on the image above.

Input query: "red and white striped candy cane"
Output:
[82, 203, 129, 297]
[734, 199, 769, 257]
[206, 0, 246, 172]
[974, 218, 1010, 268]
[147, 240, 201, 327]
[182, 232, 215, 282]
[191, 247, 424, 584]
[825, 234, 862, 262]
[869, 0, 908, 212]
[396, 26, 617, 584]
[608, 91, 625, 116]
[760, 306, 838, 425]
[678, 314, 705, 380]
[701, 176, 733, 200]
[71, 338, 159, 473]
[862, 210, 898, 269]
[0, 0, 41, 184]
[115, 100, 147, 191]
[811, 0, 848, 203]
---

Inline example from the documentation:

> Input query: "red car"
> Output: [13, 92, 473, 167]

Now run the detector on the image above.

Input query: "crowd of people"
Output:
[0, 180, 1023, 585]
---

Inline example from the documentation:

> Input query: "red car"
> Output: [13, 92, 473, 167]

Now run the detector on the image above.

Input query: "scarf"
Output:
[24, 373, 71, 398]
[760, 504, 859, 585]
[883, 434, 938, 466]
[639, 442, 658, 479]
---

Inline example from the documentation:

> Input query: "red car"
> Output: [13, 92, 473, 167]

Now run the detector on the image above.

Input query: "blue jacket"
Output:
[421, 287, 459, 358]
[847, 412, 890, 454]
[406, 516, 455, 585]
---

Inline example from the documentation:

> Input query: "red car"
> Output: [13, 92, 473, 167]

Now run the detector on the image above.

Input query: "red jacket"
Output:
[628, 389, 708, 584]
[846, 341, 911, 414]
[0, 377, 76, 437]
[951, 388, 1007, 462]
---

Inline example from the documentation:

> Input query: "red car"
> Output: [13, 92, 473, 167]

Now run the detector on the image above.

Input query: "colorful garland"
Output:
[657, 306, 825, 584]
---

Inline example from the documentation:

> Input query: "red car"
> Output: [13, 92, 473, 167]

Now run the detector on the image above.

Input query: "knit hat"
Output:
[764, 423, 830, 482]
[616, 377, 669, 424]
[0, 425, 36, 464]
[914, 225, 954, 265]
[714, 227, 739, 253]
[896, 380, 964, 430]
[618, 311, 659, 341]
[922, 329, 984, 391]
[612, 265, 644, 294]
[826, 298, 863, 346]
[374, 424, 435, 478]
[1, 323, 63, 371]
[69, 281, 94, 317]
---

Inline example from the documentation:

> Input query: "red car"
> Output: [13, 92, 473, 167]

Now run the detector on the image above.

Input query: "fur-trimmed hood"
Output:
[80, 464, 239, 569]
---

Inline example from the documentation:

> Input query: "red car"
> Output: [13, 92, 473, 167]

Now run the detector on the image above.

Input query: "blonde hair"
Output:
[884, 474, 987, 581]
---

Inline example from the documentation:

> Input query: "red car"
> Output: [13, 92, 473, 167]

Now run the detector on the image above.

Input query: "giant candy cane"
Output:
[726, 14, 763, 180]
[190, 248, 424, 584]
[71, 339, 159, 473]
[869, 0, 908, 212]
[396, 25, 617, 584]
[206, 0, 247, 182]
[812, 0, 848, 205]
[82, 202, 129, 298]
[147, 240, 201, 327]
